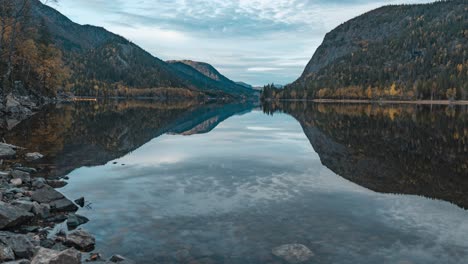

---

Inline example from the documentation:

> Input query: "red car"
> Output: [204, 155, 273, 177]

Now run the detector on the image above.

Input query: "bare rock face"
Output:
[31, 247, 81, 264]
[0, 202, 34, 229]
[272, 244, 314, 264]
[64, 230, 95, 252]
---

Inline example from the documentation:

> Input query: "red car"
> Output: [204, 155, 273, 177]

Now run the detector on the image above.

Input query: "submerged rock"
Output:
[108, 254, 135, 263]
[3, 259, 31, 264]
[0, 201, 34, 229]
[74, 197, 85, 208]
[31, 247, 81, 264]
[65, 230, 95, 252]
[25, 153, 44, 162]
[67, 214, 89, 229]
[272, 244, 314, 264]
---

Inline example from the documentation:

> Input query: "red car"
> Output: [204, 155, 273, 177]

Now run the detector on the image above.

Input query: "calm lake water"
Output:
[3, 100, 468, 264]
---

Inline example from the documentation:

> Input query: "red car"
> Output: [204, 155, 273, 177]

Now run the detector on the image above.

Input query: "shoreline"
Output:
[0, 144, 133, 263]
[267, 99, 468, 105]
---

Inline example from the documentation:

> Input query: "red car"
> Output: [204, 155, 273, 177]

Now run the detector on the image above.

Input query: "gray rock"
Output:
[0, 144, 16, 159]
[45, 180, 67, 189]
[3, 259, 31, 264]
[31, 186, 64, 204]
[11, 170, 31, 183]
[108, 255, 135, 263]
[74, 197, 84, 208]
[31, 178, 47, 189]
[64, 230, 95, 252]
[10, 178, 22, 186]
[0, 232, 37, 259]
[25, 153, 44, 162]
[272, 244, 314, 264]
[0, 243, 15, 262]
[11, 200, 34, 212]
[0, 201, 34, 229]
[66, 214, 89, 228]
[14, 167, 37, 174]
[31, 247, 81, 264]
[32, 202, 50, 219]
[50, 198, 78, 212]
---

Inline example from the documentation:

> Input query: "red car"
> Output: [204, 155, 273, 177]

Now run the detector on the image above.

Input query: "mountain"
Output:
[25, 0, 252, 99]
[236, 82, 253, 89]
[279, 1, 468, 101]
[167, 60, 254, 97]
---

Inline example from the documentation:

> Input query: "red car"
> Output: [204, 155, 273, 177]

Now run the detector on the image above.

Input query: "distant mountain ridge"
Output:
[274, 0, 468, 101]
[167, 60, 254, 96]
[28, 0, 252, 98]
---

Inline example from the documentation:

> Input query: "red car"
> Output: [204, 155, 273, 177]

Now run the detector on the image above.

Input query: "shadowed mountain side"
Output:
[263, 102, 468, 208]
[1, 100, 256, 177]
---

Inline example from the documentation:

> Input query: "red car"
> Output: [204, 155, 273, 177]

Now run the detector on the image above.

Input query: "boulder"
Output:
[45, 180, 67, 189]
[3, 259, 31, 264]
[49, 198, 78, 212]
[31, 178, 47, 189]
[32, 203, 50, 219]
[0, 144, 16, 159]
[31, 247, 81, 264]
[0, 201, 34, 229]
[0, 243, 15, 262]
[5, 94, 32, 117]
[66, 214, 89, 229]
[31, 186, 64, 204]
[108, 255, 135, 263]
[74, 197, 85, 208]
[10, 178, 23, 186]
[25, 153, 44, 162]
[11, 200, 34, 212]
[13, 167, 37, 174]
[11, 170, 31, 183]
[0, 232, 37, 259]
[272, 244, 314, 264]
[64, 230, 95, 252]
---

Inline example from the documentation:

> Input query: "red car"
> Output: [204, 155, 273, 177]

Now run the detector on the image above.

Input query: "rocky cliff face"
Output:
[289, 1, 468, 100]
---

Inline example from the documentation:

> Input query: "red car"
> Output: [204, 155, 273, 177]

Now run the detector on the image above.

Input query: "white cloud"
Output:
[51, 0, 435, 85]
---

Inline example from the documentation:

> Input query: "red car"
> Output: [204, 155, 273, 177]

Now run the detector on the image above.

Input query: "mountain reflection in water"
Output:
[1, 100, 467, 263]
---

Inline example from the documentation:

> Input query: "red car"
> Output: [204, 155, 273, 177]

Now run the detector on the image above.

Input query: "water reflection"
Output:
[2, 100, 467, 263]
[1, 100, 255, 177]
[263, 101, 468, 209]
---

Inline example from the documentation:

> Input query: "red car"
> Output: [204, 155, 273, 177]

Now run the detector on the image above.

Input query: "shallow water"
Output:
[4, 101, 468, 263]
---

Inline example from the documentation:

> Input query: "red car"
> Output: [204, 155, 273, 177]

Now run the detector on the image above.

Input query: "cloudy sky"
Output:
[50, 0, 432, 86]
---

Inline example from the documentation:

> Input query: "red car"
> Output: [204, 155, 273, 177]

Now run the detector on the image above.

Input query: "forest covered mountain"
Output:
[1, 0, 253, 100]
[264, 0, 468, 101]
[166, 60, 254, 96]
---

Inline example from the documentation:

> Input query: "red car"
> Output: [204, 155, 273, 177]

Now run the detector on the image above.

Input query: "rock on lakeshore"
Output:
[64, 230, 95, 252]
[31, 247, 81, 264]
[0, 202, 34, 229]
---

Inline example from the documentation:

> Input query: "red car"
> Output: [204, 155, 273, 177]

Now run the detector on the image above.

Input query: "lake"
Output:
[3, 100, 468, 264]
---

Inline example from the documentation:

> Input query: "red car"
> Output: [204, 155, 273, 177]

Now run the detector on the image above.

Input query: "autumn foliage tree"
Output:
[0, 0, 67, 102]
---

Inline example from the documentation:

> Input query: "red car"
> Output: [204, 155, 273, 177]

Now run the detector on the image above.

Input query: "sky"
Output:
[50, 0, 433, 86]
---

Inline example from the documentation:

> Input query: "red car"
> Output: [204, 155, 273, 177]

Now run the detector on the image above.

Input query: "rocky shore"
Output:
[0, 143, 134, 264]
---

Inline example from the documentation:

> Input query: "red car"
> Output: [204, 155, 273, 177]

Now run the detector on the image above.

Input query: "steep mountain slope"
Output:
[167, 60, 254, 96]
[28, 0, 251, 98]
[283, 0, 468, 100]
